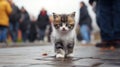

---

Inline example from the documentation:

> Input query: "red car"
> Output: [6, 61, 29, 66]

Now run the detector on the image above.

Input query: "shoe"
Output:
[81, 40, 89, 44]
[95, 41, 113, 48]
[96, 41, 116, 51]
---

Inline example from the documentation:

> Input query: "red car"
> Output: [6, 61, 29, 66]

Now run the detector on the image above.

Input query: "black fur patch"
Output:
[60, 15, 68, 23]
[55, 41, 64, 49]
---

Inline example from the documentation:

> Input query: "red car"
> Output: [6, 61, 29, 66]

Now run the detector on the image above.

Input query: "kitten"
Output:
[51, 12, 77, 58]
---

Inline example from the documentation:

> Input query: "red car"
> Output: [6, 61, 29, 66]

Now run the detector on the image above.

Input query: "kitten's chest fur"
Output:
[51, 28, 76, 43]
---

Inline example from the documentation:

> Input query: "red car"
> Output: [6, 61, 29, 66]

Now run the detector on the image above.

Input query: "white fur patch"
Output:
[56, 54, 65, 58]
[67, 53, 74, 57]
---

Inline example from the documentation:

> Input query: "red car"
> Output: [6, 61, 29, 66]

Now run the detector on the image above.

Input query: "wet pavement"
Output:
[0, 44, 120, 67]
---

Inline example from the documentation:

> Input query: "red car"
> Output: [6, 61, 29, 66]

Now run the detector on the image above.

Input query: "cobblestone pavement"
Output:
[0, 44, 120, 67]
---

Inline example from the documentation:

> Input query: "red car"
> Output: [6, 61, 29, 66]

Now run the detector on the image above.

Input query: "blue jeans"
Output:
[38, 29, 45, 40]
[0, 27, 8, 42]
[80, 25, 90, 42]
[97, 0, 120, 41]
[9, 23, 19, 42]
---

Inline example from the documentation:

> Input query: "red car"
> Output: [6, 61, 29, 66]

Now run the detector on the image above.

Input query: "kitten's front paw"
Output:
[67, 53, 74, 57]
[56, 54, 65, 58]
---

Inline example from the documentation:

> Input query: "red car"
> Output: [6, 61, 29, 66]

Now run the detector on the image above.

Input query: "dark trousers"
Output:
[9, 23, 19, 42]
[21, 31, 28, 42]
[28, 33, 36, 42]
[38, 29, 45, 41]
[96, 0, 120, 41]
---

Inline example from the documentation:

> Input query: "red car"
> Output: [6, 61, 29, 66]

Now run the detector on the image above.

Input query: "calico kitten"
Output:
[51, 12, 77, 58]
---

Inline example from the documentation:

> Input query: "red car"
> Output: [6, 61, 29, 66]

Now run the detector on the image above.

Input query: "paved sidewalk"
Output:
[0, 42, 51, 47]
[0, 44, 120, 67]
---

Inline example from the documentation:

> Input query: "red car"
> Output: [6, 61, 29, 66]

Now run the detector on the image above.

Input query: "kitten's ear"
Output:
[71, 12, 76, 17]
[53, 13, 56, 15]
[53, 13, 57, 18]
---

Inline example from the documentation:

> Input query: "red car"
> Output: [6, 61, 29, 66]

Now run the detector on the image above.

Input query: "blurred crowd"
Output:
[0, 0, 93, 44]
[0, 0, 52, 43]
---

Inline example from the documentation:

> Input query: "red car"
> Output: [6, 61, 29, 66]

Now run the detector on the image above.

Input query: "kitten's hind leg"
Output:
[55, 41, 65, 58]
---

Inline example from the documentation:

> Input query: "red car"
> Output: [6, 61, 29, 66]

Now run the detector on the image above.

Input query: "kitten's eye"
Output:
[65, 23, 68, 26]
[54, 24, 60, 29]
[70, 24, 74, 26]
[68, 24, 74, 29]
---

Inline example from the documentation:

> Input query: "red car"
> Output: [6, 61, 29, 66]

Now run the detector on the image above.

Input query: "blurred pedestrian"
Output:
[78, 1, 92, 44]
[37, 8, 50, 41]
[89, 0, 120, 50]
[19, 7, 30, 42]
[89, 0, 97, 13]
[8, 0, 21, 42]
[28, 15, 38, 42]
[0, 0, 12, 43]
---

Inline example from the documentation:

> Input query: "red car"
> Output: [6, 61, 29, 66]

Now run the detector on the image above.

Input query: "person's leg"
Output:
[9, 23, 14, 42]
[29, 33, 36, 42]
[113, 0, 120, 40]
[96, 0, 113, 41]
[113, 0, 120, 48]
[0, 28, 2, 42]
[33, 33, 37, 42]
[96, 0, 113, 48]
[1, 27, 8, 42]
[80, 25, 90, 43]
[22, 32, 27, 42]
[21, 31, 24, 42]
[39, 29, 45, 41]
[13, 23, 19, 42]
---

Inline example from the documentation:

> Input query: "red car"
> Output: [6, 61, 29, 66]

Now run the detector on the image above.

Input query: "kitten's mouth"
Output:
[61, 29, 69, 33]
[62, 28, 67, 31]
[59, 29, 70, 34]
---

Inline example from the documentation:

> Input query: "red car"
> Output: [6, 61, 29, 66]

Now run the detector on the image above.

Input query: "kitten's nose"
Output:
[62, 28, 66, 31]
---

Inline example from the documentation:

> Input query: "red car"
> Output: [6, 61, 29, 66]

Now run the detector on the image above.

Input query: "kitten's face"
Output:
[53, 12, 75, 32]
